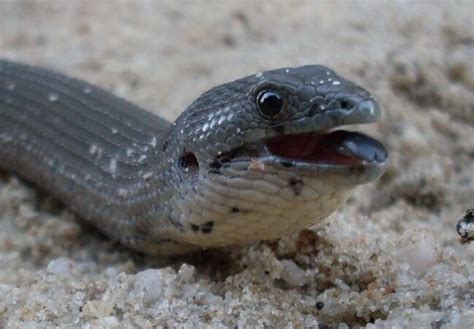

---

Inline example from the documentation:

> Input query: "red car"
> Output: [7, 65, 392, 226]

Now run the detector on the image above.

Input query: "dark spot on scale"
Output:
[209, 160, 222, 169]
[201, 221, 214, 234]
[162, 140, 169, 152]
[315, 301, 325, 310]
[280, 160, 293, 168]
[208, 159, 223, 175]
[191, 221, 214, 234]
[289, 178, 303, 196]
[230, 207, 240, 213]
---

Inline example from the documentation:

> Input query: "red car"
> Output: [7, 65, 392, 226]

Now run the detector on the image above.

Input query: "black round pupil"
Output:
[258, 91, 283, 117]
[340, 100, 349, 109]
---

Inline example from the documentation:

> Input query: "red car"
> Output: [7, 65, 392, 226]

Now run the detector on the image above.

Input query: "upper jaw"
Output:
[265, 98, 382, 139]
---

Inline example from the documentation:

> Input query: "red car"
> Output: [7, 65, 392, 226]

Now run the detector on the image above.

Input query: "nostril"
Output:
[179, 152, 199, 171]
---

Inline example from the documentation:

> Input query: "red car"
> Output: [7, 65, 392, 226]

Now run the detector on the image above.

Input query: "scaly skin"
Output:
[0, 60, 388, 255]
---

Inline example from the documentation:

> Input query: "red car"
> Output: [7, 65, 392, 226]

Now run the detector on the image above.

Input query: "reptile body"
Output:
[0, 60, 388, 255]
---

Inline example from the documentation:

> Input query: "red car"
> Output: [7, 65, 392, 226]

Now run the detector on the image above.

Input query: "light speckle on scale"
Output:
[332, 81, 341, 85]
[109, 158, 117, 177]
[255, 72, 263, 78]
[89, 145, 98, 155]
[138, 155, 147, 163]
[48, 93, 59, 102]
[83, 87, 91, 94]
[209, 119, 217, 129]
[118, 189, 128, 197]
[285, 69, 290, 73]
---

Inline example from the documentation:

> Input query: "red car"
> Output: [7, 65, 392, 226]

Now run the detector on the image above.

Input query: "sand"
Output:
[0, 1, 473, 328]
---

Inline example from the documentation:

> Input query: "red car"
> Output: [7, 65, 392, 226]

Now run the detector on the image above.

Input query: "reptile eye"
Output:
[256, 90, 284, 118]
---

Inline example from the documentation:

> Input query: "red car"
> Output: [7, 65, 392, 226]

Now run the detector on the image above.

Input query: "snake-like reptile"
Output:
[0, 60, 388, 255]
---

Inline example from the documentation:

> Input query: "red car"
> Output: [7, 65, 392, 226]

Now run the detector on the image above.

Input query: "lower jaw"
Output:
[254, 155, 388, 185]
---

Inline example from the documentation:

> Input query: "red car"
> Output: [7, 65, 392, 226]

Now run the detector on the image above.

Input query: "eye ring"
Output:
[256, 90, 284, 118]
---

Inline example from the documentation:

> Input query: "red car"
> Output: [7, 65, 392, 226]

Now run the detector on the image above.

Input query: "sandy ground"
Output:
[0, 1, 473, 328]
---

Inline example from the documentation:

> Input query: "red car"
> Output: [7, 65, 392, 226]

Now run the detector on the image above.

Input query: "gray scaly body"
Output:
[0, 60, 388, 255]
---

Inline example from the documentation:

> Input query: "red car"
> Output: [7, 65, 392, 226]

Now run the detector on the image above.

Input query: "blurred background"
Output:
[0, 1, 473, 328]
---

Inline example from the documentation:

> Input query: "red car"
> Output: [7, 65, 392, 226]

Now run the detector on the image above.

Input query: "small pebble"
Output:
[46, 257, 76, 277]
[132, 269, 165, 304]
[279, 259, 307, 287]
[397, 234, 439, 275]
[82, 300, 114, 319]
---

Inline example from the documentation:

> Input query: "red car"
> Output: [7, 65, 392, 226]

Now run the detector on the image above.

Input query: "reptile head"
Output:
[167, 65, 388, 247]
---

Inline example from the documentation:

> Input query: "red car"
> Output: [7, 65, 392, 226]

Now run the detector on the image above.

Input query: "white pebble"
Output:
[279, 259, 307, 287]
[178, 264, 195, 282]
[46, 257, 75, 277]
[100, 316, 120, 328]
[397, 235, 439, 275]
[133, 269, 165, 304]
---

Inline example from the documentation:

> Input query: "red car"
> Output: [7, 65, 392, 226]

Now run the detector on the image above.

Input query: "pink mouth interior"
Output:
[264, 131, 362, 166]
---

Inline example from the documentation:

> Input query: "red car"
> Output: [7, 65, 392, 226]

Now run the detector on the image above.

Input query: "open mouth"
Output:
[215, 130, 388, 168]
[264, 130, 388, 166]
